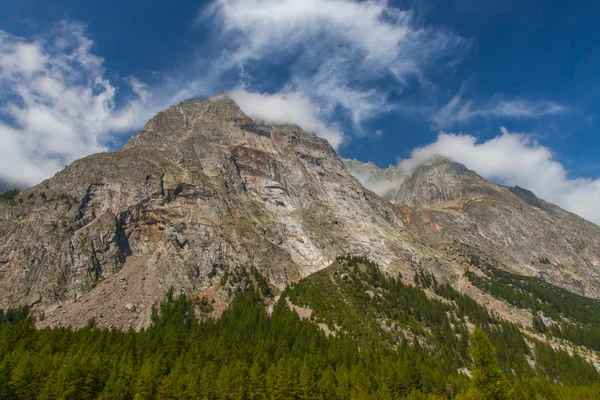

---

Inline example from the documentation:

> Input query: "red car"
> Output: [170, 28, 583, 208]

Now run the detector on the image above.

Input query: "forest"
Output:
[465, 258, 600, 351]
[1, 257, 600, 399]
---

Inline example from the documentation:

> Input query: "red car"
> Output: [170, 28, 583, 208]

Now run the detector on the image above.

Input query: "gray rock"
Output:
[347, 156, 600, 298]
[2, 94, 599, 331]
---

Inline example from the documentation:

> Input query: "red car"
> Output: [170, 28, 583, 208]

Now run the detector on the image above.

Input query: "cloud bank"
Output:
[0, 22, 152, 186]
[400, 128, 600, 224]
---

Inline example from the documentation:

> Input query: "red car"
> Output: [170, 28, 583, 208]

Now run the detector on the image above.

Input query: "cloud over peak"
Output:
[230, 89, 345, 149]
[206, 0, 468, 141]
[399, 128, 600, 224]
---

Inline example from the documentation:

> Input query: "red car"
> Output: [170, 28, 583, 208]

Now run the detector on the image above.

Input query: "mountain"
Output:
[0, 95, 447, 330]
[1, 94, 600, 335]
[2, 94, 600, 398]
[345, 156, 600, 299]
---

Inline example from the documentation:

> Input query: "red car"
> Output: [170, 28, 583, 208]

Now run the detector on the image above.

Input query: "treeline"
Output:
[465, 262, 600, 351]
[1, 259, 600, 399]
[288, 256, 599, 387]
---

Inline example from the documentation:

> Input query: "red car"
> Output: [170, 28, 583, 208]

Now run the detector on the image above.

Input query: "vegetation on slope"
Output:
[0, 257, 599, 399]
[0, 188, 19, 202]
[1, 287, 471, 399]
[465, 256, 600, 351]
[287, 256, 599, 387]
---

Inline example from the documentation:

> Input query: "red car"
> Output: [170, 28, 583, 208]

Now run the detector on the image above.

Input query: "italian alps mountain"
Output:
[344, 156, 600, 299]
[0, 95, 436, 329]
[1, 94, 600, 334]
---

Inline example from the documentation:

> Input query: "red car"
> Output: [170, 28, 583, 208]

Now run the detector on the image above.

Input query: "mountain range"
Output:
[1, 94, 599, 339]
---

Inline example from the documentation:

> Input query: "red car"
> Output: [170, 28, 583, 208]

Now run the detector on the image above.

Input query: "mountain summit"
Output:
[0, 95, 429, 329]
[346, 156, 600, 298]
[1, 95, 599, 330]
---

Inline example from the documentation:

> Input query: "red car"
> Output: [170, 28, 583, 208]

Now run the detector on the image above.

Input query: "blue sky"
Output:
[1, 0, 599, 222]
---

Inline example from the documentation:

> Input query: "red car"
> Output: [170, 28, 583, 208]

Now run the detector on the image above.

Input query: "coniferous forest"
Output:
[1, 258, 600, 399]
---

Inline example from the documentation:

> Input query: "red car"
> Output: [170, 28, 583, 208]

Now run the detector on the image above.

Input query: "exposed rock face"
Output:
[2, 95, 599, 330]
[0, 95, 450, 329]
[348, 156, 600, 297]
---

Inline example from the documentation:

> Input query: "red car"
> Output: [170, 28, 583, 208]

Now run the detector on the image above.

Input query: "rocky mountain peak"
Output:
[2, 96, 600, 332]
[410, 155, 467, 173]
[393, 156, 495, 207]
[123, 93, 252, 150]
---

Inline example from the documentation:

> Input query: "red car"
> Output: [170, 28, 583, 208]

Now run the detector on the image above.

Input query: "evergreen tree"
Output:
[468, 328, 508, 400]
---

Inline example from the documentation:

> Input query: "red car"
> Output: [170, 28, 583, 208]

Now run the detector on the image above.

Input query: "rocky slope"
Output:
[346, 156, 600, 298]
[1, 94, 599, 331]
[0, 95, 452, 329]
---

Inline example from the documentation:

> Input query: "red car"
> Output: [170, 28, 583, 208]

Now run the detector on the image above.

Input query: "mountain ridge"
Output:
[345, 156, 600, 298]
[0, 95, 451, 329]
[0, 94, 599, 332]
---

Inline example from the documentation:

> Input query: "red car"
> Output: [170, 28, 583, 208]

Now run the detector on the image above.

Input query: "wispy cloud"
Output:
[205, 0, 469, 136]
[0, 22, 156, 186]
[0, 2, 472, 187]
[433, 90, 567, 128]
[399, 128, 600, 224]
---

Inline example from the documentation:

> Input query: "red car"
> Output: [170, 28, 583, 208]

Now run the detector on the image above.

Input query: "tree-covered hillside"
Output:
[287, 256, 600, 388]
[1, 257, 599, 399]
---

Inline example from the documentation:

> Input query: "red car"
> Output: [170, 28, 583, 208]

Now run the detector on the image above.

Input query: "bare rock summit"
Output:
[1, 94, 599, 330]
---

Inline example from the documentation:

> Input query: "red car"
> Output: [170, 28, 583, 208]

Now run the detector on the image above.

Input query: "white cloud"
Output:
[0, 23, 152, 186]
[125, 77, 151, 103]
[399, 128, 600, 224]
[206, 0, 468, 133]
[351, 172, 398, 196]
[433, 91, 567, 128]
[230, 89, 345, 149]
[210, 0, 416, 67]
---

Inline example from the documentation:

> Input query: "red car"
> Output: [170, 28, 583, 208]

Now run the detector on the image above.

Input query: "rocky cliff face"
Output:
[1, 95, 599, 331]
[347, 156, 600, 298]
[0, 95, 452, 329]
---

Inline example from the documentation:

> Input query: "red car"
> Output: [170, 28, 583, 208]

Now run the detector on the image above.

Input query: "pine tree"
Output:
[468, 328, 508, 400]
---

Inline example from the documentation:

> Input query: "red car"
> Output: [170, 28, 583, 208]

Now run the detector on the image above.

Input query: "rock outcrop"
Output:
[1, 94, 599, 330]
[0, 95, 448, 329]
[347, 156, 600, 298]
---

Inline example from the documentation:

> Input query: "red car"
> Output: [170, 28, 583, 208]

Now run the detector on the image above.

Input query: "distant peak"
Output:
[420, 155, 455, 165]
[409, 155, 468, 175]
